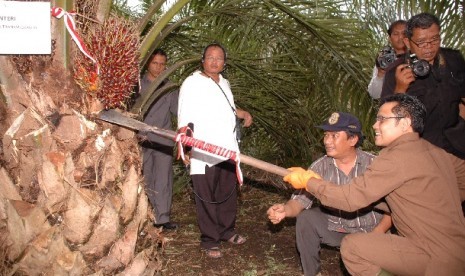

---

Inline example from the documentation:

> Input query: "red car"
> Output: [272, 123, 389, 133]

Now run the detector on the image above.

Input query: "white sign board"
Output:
[0, 1, 51, 54]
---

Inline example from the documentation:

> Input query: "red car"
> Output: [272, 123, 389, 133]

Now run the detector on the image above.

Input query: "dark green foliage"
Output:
[116, 0, 464, 179]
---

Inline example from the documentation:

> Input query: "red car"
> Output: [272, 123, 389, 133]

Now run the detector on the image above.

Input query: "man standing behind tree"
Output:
[139, 49, 179, 230]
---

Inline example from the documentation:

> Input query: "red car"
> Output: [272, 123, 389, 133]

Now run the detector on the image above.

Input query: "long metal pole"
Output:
[98, 110, 289, 177]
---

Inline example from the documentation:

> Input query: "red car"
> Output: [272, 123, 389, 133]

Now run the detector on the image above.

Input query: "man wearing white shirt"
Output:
[177, 43, 252, 258]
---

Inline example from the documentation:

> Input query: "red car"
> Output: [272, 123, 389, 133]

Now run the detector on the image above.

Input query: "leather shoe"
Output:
[153, 222, 178, 230]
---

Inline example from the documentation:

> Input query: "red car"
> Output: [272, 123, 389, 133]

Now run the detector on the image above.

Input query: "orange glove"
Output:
[283, 167, 321, 190]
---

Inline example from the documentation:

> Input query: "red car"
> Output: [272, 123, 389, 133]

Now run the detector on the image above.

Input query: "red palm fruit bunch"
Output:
[74, 15, 140, 109]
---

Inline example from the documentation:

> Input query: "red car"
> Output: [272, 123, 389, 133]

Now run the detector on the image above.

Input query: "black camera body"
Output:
[406, 53, 430, 77]
[377, 46, 397, 69]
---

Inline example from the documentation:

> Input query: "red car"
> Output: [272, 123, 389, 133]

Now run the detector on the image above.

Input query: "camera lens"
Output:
[377, 47, 397, 69]
[413, 60, 430, 77]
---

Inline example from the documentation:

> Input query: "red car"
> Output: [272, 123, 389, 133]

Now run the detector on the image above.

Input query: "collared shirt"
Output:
[140, 75, 178, 146]
[178, 71, 239, 175]
[291, 149, 383, 233]
[308, 133, 465, 268]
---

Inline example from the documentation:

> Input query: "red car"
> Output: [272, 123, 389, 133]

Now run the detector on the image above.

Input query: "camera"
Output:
[376, 46, 397, 69]
[406, 53, 430, 77]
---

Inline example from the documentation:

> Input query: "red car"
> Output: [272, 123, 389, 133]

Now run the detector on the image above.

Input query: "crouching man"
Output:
[283, 94, 465, 275]
[267, 112, 391, 276]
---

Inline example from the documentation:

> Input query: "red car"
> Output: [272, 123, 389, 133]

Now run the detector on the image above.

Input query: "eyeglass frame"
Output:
[375, 115, 405, 122]
[409, 36, 441, 48]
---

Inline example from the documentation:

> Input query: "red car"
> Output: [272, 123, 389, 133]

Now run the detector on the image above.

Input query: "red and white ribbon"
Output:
[51, 7, 99, 74]
[175, 127, 243, 185]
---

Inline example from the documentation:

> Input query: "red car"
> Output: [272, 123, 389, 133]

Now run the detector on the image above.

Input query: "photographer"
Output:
[381, 12, 465, 160]
[367, 20, 406, 99]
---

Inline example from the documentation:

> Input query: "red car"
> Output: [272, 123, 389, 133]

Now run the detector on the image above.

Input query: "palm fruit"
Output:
[74, 15, 140, 109]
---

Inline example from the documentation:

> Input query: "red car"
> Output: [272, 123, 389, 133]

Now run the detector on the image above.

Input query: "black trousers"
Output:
[191, 160, 238, 249]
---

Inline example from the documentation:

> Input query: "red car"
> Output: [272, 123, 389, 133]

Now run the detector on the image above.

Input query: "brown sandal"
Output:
[205, 247, 222, 258]
[227, 234, 246, 245]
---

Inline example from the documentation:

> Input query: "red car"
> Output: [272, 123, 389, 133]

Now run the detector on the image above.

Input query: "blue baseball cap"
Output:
[316, 112, 362, 133]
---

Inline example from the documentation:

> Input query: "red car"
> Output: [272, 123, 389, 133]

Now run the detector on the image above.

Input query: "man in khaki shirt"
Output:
[284, 94, 465, 275]
[267, 112, 391, 276]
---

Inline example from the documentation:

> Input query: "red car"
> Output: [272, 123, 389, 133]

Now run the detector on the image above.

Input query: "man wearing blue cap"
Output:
[283, 95, 465, 275]
[267, 112, 392, 276]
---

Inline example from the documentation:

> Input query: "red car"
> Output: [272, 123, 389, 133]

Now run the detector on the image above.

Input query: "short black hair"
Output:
[201, 43, 227, 61]
[150, 48, 168, 61]
[405, 12, 441, 39]
[380, 94, 426, 134]
[387, 20, 407, 36]
[345, 131, 364, 148]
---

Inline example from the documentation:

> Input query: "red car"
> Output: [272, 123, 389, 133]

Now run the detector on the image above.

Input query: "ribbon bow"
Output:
[51, 7, 99, 74]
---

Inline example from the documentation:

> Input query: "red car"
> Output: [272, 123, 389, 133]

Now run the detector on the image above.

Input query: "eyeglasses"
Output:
[375, 115, 405, 122]
[204, 57, 225, 62]
[409, 37, 441, 48]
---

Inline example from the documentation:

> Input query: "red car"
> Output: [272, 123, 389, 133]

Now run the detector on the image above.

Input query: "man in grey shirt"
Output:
[267, 112, 391, 276]
[139, 49, 179, 230]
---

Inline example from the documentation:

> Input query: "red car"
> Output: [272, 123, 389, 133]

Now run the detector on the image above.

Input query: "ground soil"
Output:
[150, 182, 346, 276]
